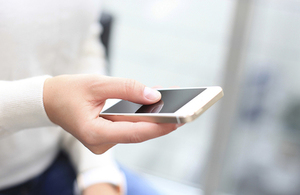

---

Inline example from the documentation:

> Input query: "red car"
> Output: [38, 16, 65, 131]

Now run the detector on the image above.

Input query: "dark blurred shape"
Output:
[99, 12, 114, 75]
[238, 65, 277, 125]
[284, 99, 300, 133]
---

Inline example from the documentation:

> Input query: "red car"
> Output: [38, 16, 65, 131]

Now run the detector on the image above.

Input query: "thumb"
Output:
[99, 77, 161, 105]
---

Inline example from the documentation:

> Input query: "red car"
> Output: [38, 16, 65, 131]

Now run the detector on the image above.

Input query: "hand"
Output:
[43, 75, 178, 154]
[83, 183, 121, 195]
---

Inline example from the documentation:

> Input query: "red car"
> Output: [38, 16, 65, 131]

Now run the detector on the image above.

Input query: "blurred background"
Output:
[100, 0, 300, 194]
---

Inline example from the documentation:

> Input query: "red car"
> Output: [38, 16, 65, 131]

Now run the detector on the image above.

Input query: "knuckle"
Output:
[123, 79, 138, 97]
[129, 132, 143, 143]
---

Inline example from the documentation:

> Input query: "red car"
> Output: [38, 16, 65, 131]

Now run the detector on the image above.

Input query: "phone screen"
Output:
[102, 88, 206, 114]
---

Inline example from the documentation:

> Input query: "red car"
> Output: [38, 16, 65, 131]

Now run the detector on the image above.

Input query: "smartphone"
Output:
[99, 87, 223, 124]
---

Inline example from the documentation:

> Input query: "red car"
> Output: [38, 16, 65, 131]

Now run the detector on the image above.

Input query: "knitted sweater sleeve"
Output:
[0, 75, 55, 137]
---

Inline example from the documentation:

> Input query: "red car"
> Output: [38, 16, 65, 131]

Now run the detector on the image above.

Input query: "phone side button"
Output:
[176, 116, 181, 124]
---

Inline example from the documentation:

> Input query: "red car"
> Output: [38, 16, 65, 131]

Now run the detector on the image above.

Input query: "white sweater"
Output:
[0, 0, 123, 191]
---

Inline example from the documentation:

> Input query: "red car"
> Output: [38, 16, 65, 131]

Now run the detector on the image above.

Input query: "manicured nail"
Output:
[144, 87, 161, 101]
[176, 124, 183, 128]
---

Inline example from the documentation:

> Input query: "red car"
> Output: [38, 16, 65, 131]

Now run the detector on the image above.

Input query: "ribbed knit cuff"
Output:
[0, 75, 56, 135]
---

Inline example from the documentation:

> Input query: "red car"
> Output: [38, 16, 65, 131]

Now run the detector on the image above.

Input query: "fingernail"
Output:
[144, 87, 161, 101]
[176, 124, 183, 128]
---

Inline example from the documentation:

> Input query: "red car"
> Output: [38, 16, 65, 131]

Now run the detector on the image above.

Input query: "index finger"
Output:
[96, 76, 161, 105]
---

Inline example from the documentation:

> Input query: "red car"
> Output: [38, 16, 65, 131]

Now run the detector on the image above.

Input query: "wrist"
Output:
[43, 77, 56, 124]
[43, 75, 70, 126]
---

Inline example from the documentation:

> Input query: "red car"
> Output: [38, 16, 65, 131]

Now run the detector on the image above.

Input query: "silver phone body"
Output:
[99, 87, 223, 124]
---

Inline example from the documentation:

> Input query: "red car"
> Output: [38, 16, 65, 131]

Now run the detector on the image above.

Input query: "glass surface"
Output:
[103, 88, 206, 114]
[217, 1, 300, 195]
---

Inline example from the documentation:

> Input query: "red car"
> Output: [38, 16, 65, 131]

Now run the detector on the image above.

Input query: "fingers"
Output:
[98, 118, 178, 144]
[80, 117, 178, 154]
[98, 77, 161, 105]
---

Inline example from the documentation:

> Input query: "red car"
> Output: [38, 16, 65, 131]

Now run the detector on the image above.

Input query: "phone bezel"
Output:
[99, 86, 223, 124]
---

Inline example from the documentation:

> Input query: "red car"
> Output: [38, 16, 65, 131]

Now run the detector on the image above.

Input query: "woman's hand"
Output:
[43, 75, 178, 154]
[83, 183, 121, 195]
